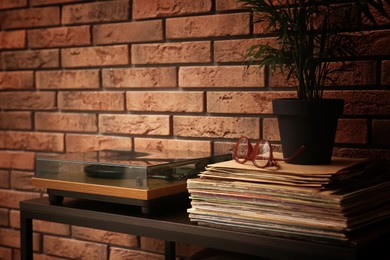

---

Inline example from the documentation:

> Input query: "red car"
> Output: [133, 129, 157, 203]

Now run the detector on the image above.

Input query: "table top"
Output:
[21, 197, 389, 259]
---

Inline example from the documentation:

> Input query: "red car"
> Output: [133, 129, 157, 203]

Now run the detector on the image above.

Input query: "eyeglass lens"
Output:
[253, 140, 271, 167]
[235, 137, 251, 163]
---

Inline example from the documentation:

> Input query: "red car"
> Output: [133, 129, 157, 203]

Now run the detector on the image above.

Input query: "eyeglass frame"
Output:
[233, 136, 306, 168]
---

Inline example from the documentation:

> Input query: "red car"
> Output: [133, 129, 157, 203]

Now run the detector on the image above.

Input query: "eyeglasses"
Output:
[233, 136, 306, 168]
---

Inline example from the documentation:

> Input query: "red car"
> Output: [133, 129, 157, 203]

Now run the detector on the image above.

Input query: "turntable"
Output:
[33, 150, 231, 213]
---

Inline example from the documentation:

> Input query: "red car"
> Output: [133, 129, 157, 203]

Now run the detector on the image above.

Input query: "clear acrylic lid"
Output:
[35, 150, 231, 190]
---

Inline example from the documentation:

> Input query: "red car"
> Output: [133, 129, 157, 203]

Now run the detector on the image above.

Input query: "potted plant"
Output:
[238, 0, 389, 164]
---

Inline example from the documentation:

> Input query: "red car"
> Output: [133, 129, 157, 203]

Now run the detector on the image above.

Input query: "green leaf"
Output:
[238, 0, 388, 101]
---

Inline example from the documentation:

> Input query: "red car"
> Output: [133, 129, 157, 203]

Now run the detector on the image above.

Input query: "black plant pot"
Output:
[272, 98, 344, 165]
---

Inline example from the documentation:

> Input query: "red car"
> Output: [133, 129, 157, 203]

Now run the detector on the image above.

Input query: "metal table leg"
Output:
[165, 240, 176, 260]
[20, 212, 33, 260]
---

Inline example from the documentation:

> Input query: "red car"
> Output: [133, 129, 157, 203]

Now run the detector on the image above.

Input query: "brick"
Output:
[0, 71, 33, 90]
[0, 151, 35, 170]
[382, 60, 390, 85]
[10, 210, 70, 237]
[31, 253, 69, 260]
[103, 67, 177, 88]
[93, 20, 163, 45]
[354, 30, 390, 56]
[65, 134, 132, 152]
[63, 100, 105, 119]
[0, 91, 56, 110]
[263, 118, 280, 141]
[9, 210, 19, 228]
[126, 91, 204, 112]
[324, 90, 390, 115]
[0, 30, 25, 49]
[361, 2, 390, 26]
[179, 66, 264, 88]
[214, 141, 236, 156]
[35, 112, 97, 132]
[31, 0, 83, 6]
[166, 13, 249, 39]
[214, 38, 278, 63]
[99, 114, 170, 135]
[132, 41, 210, 64]
[62, 45, 129, 67]
[3, 131, 64, 152]
[142, 241, 203, 260]
[36, 69, 100, 89]
[0, 111, 32, 130]
[0, 190, 40, 208]
[207, 91, 295, 114]
[176, 243, 204, 258]
[253, 16, 269, 34]
[58, 91, 124, 111]
[333, 147, 390, 159]
[0, 228, 20, 248]
[72, 226, 137, 247]
[28, 26, 90, 48]
[134, 138, 211, 155]
[272, 144, 283, 154]
[268, 67, 298, 87]
[0, 7, 60, 29]
[216, 0, 245, 10]
[34, 221, 70, 236]
[173, 116, 260, 139]
[140, 237, 164, 253]
[1, 49, 59, 69]
[62, 0, 129, 24]
[10, 209, 69, 235]
[0, 228, 40, 250]
[0, 208, 9, 226]
[0, 132, 4, 147]
[328, 61, 376, 86]
[372, 120, 390, 145]
[44, 235, 107, 259]
[133, 0, 212, 19]
[10, 170, 41, 191]
[335, 119, 367, 144]
[110, 247, 164, 260]
[0, 170, 9, 188]
[0, 0, 27, 9]
[0, 246, 12, 260]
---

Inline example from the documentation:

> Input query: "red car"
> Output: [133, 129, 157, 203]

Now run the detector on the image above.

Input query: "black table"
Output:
[20, 197, 388, 260]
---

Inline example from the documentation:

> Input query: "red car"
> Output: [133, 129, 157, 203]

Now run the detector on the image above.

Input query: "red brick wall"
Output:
[0, 0, 389, 259]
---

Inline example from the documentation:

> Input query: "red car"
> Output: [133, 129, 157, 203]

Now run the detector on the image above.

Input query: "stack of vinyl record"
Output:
[187, 156, 390, 244]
